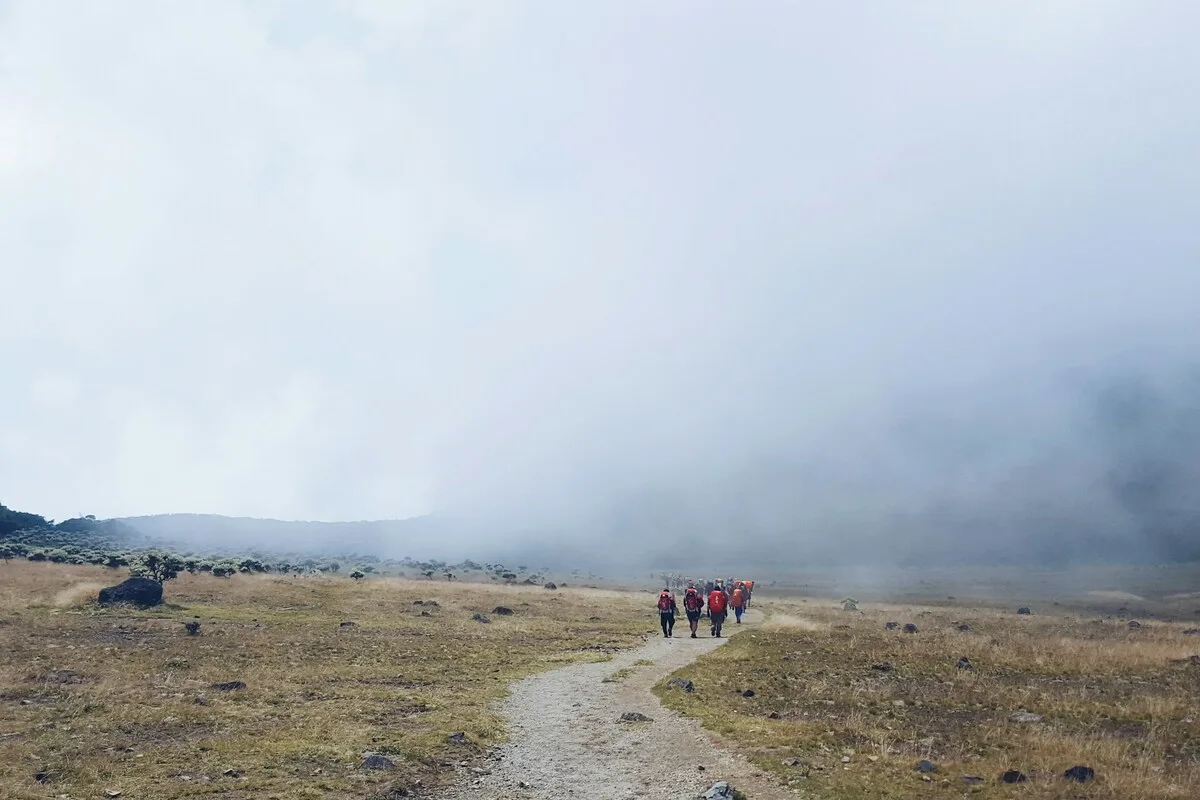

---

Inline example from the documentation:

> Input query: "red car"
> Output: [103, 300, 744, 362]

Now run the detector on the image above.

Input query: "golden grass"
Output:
[0, 562, 652, 799]
[656, 598, 1200, 800]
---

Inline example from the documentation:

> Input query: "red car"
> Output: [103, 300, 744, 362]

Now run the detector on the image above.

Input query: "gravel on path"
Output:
[438, 609, 794, 800]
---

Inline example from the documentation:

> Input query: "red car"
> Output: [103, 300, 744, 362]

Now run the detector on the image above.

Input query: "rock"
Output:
[1009, 712, 1043, 723]
[1063, 765, 1095, 782]
[1017, 607, 1032, 615]
[956, 656, 973, 670]
[903, 623, 919, 634]
[961, 775, 984, 785]
[491, 606, 514, 616]
[221, 769, 240, 778]
[1128, 620, 1142, 628]
[841, 756, 851, 764]
[471, 614, 491, 624]
[339, 621, 356, 628]
[1000, 769, 1028, 783]
[885, 621, 900, 630]
[45, 669, 85, 684]
[956, 624, 971, 632]
[184, 621, 201, 635]
[211, 681, 246, 692]
[420, 611, 432, 617]
[742, 689, 756, 698]
[360, 753, 395, 771]
[544, 582, 557, 590]
[668, 677, 695, 693]
[98, 578, 163, 608]
[1183, 628, 1200, 635]
[781, 758, 803, 767]
[701, 781, 737, 800]
[447, 732, 468, 745]
[34, 771, 55, 783]
[871, 662, 894, 672]
[767, 711, 781, 719]
[892, 699, 906, 707]
[619, 712, 652, 723]
[915, 759, 937, 773]
[105, 791, 122, 798]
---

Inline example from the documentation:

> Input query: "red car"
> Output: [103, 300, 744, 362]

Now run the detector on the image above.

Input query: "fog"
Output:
[4, 2, 1200, 569]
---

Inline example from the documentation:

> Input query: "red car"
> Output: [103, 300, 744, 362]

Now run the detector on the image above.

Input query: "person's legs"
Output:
[688, 611, 700, 637]
[735, 606, 743, 623]
[660, 613, 670, 637]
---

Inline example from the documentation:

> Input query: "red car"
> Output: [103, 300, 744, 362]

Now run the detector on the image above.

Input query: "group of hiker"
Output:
[656, 578, 754, 639]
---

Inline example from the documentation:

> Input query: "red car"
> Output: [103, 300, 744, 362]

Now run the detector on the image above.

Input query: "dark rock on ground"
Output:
[360, 753, 396, 770]
[339, 621, 356, 628]
[956, 656, 974, 670]
[492, 606, 514, 616]
[1017, 607, 1032, 615]
[668, 677, 695, 693]
[885, 621, 900, 630]
[34, 771, 56, 783]
[741, 689, 756, 698]
[44, 669, 85, 684]
[1128, 620, 1142, 628]
[1183, 628, 1200, 635]
[544, 582, 557, 590]
[472, 614, 491, 624]
[413, 600, 439, 607]
[184, 621, 201, 635]
[1063, 765, 1095, 782]
[956, 624, 971, 632]
[211, 681, 246, 691]
[420, 611, 432, 617]
[98, 577, 163, 608]
[619, 712, 652, 723]
[447, 732, 469, 745]
[1000, 769, 1028, 783]
[915, 759, 937, 773]
[701, 781, 737, 799]
[871, 662, 894, 672]
[961, 775, 984, 784]
[766, 711, 781, 719]
[903, 623, 919, 634]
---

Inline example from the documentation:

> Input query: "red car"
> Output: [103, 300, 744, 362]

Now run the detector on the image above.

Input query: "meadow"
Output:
[0, 562, 651, 800]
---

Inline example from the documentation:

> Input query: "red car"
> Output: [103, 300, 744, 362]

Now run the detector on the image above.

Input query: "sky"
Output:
[3, 2, 1200, 561]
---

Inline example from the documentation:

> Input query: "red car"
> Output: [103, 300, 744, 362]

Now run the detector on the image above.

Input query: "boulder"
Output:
[1063, 765, 1095, 782]
[955, 623, 971, 632]
[885, 621, 900, 630]
[903, 623, 919, 634]
[701, 782, 737, 800]
[544, 582, 558, 590]
[871, 662, 893, 672]
[472, 614, 491, 624]
[1128, 620, 1142, 628]
[619, 712, 652, 723]
[211, 681, 246, 691]
[1000, 769, 1028, 784]
[360, 753, 395, 771]
[915, 759, 937, 773]
[741, 689, 756, 698]
[447, 732, 469, 745]
[1017, 607, 1032, 615]
[492, 606, 514, 616]
[956, 656, 973, 671]
[98, 578, 163, 608]
[668, 677, 695, 693]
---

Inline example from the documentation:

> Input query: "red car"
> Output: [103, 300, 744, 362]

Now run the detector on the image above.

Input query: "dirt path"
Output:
[439, 609, 793, 800]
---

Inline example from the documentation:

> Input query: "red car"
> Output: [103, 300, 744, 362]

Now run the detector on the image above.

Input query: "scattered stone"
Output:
[956, 656, 974, 671]
[1000, 769, 1028, 783]
[766, 711, 781, 719]
[1128, 620, 1143, 628]
[1017, 607, 1032, 615]
[221, 769, 240, 778]
[420, 611, 432, 617]
[184, 621, 201, 636]
[697, 765, 705, 772]
[781, 758, 803, 767]
[742, 689, 756, 698]
[447, 732, 469, 745]
[956, 624, 971, 632]
[471, 614, 491, 624]
[668, 677, 695, 693]
[1009, 712, 1043, 723]
[106, 791, 122, 798]
[871, 662, 894, 672]
[892, 699, 906, 707]
[193, 695, 208, 706]
[1063, 765, 1095, 782]
[842, 599, 858, 611]
[211, 681, 246, 692]
[884, 621, 900, 630]
[841, 756, 851, 764]
[44, 669, 85, 685]
[619, 712, 652, 723]
[1183, 628, 1200, 635]
[915, 759, 937, 773]
[961, 775, 984, 785]
[701, 781, 737, 800]
[903, 623, 918, 634]
[339, 621, 357, 628]
[360, 754, 395, 771]
[98, 577, 164, 608]
[491, 606, 514, 616]
[544, 582, 557, 590]
[33, 771, 55, 783]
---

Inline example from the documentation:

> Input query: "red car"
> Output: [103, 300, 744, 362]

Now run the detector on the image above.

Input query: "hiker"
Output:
[730, 582, 746, 624]
[682, 583, 705, 638]
[657, 588, 678, 638]
[708, 583, 728, 637]
[743, 579, 754, 608]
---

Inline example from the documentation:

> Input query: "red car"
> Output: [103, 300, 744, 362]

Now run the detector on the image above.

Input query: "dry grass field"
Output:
[0, 562, 651, 800]
[655, 597, 1200, 799]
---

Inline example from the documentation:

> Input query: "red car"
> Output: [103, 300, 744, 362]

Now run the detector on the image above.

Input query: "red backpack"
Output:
[708, 590, 727, 613]
[658, 592, 673, 612]
[684, 590, 703, 612]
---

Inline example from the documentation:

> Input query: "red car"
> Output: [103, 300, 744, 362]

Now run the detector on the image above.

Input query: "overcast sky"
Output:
[3, 2, 1199, 539]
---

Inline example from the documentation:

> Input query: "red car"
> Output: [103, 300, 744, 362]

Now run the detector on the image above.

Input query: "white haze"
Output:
[3, 2, 1200, 566]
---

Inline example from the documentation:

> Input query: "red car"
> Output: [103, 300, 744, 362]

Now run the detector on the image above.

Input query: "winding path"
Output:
[439, 609, 793, 800]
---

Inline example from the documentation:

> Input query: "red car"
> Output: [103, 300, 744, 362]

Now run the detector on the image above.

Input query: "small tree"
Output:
[350, 570, 365, 581]
[422, 569, 436, 580]
[131, 551, 186, 583]
[327, 562, 340, 573]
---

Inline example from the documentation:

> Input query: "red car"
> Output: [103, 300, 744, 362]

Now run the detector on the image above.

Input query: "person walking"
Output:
[707, 583, 728, 637]
[682, 583, 705, 638]
[657, 588, 678, 638]
[730, 582, 746, 624]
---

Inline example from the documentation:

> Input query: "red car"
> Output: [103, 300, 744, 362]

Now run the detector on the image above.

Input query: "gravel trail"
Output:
[439, 609, 793, 800]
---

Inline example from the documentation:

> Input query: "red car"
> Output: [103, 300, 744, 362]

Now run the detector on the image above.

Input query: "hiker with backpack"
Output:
[730, 582, 746, 624]
[707, 583, 728, 637]
[682, 583, 705, 638]
[657, 588, 678, 637]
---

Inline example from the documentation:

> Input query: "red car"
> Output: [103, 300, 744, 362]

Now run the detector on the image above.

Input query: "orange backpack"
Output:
[731, 587, 744, 607]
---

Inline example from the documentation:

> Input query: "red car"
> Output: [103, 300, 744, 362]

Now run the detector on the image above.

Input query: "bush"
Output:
[130, 551, 186, 583]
